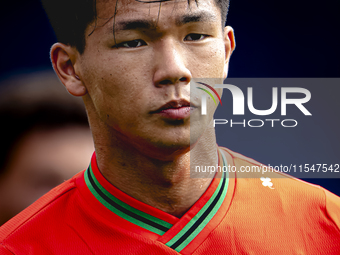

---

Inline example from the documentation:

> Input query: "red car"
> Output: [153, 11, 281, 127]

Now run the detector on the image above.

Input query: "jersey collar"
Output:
[81, 148, 235, 254]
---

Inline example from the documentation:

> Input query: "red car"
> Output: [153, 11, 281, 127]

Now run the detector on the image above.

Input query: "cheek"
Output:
[80, 56, 127, 112]
[208, 43, 226, 75]
[189, 42, 226, 78]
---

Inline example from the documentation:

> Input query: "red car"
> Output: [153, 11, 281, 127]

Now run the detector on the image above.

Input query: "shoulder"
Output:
[0, 171, 84, 244]
[220, 146, 340, 231]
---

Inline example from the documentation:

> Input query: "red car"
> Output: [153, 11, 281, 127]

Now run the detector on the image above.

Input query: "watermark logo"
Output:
[196, 82, 222, 115]
[194, 79, 312, 128]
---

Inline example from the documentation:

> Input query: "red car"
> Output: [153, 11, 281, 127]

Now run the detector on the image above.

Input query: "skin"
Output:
[0, 127, 94, 225]
[51, 0, 235, 217]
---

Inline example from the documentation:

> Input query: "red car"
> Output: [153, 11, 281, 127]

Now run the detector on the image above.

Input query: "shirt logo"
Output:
[260, 177, 275, 189]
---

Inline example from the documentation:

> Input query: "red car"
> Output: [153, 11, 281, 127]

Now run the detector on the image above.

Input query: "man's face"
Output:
[76, 0, 232, 157]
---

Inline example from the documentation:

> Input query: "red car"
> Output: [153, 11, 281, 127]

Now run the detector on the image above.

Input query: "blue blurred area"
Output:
[225, 0, 340, 195]
[0, 1, 56, 76]
[0, 0, 339, 195]
[227, 0, 340, 77]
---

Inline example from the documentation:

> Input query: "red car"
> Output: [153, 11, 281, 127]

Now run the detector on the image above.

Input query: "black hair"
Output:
[41, 0, 230, 54]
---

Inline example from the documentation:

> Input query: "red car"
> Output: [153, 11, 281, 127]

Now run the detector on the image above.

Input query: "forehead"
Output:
[93, 0, 221, 31]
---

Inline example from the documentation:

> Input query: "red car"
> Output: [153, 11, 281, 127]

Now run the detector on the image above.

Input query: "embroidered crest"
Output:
[260, 177, 275, 189]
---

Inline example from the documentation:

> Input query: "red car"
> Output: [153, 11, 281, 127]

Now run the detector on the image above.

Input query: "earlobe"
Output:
[50, 43, 87, 96]
[223, 26, 236, 79]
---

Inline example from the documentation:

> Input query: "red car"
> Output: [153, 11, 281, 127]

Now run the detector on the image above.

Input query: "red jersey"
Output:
[1, 147, 339, 254]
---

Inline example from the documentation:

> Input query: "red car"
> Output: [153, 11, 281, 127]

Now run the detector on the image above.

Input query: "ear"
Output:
[50, 43, 87, 96]
[223, 26, 236, 79]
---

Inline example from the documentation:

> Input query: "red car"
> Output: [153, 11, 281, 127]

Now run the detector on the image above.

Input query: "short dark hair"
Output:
[41, 0, 230, 54]
[0, 70, 90, 176]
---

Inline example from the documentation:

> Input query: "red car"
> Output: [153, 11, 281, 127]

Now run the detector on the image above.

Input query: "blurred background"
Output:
[223, 0, 340, 196]
[0, 71, 94, 225]
[0, 0, 339, 224]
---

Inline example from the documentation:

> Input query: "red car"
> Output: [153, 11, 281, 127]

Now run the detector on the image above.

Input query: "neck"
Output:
[92, 123, 218, 218]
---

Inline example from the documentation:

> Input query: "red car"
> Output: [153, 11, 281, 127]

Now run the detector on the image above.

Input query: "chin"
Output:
[150, 127, 208, 157]
[131, 134, 192, 160]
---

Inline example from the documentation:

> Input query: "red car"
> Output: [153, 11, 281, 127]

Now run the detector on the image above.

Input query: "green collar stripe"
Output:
[87, 166, 173, 229]
[85, 166, 172, 235]
[85, 172, 165, 235]
[165, 171, 225, 247]
[174, 172, 228, 252]
[166, 152, 229, 251]
[84, 150, 229, 248]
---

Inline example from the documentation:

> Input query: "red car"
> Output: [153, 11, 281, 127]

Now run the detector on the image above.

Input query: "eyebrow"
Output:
[111, 11, 217, 33]
[115, 20, 155, 31]
[175, 12, 216, 26]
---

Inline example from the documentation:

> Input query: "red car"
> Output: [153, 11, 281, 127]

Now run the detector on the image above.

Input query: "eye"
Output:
[184, 34, 208, 41]
[116, 39, 147, 48]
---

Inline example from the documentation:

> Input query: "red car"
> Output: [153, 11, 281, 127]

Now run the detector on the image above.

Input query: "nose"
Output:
[153, 39, 192, 87]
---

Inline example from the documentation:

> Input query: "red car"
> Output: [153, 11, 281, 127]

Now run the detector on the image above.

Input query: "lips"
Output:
[152, 99, 196, 120]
